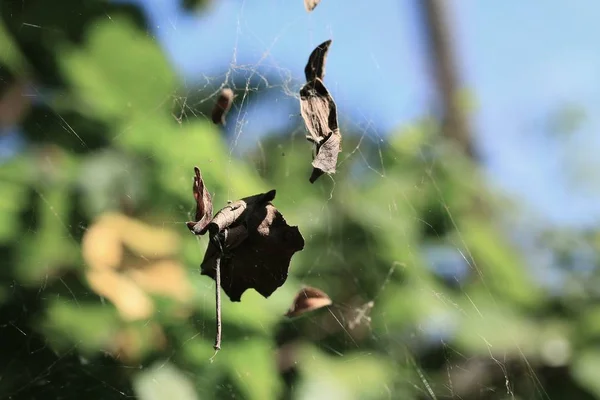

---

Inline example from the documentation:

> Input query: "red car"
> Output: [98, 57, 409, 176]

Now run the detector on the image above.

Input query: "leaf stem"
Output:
[214, 253, 222, 351]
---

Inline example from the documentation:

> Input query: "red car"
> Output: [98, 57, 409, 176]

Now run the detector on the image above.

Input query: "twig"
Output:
[211, 230, 227, 355]
[214, 253, 222, 351]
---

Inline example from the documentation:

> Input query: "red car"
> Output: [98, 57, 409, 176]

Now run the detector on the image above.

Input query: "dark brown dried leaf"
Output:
[299, 78, 341, 183]
[201, 190, 304, 301]
[211, 88, 234, 126]
[186, 167, 213, 235]
[304, 0, 321, 12]
[285, 286, 332, 318]
[304, 40, 332, 82]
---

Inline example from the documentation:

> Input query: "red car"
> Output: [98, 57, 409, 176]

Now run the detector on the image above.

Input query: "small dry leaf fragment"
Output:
[309, 130, 341, 183]
[304, 40, 332, 82]
[304, 0, 321, 12]
[200, 190, 305, 301]
[211, 88, 234, 126]
[285, 286, 332, 318]
[299, 78, 341, 183]
[186, 167, 213, 235]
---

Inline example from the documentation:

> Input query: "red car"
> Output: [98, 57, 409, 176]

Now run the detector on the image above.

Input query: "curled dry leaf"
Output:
[304, 0, 321, 12]
[207, 190, 275, 235]
[309, 128, 342, 183]
[299, 77, 342, 183]
[211, 88, 234, 126]
[201, 190, 305, 301]
[304, 39, 332, 82]
[285, 286, 332, 318]
[186, 167, 213, 235]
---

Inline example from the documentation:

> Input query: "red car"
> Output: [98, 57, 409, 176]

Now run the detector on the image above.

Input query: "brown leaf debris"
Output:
[211, 88, 234, 126]
[186, 168, 305, 302]
[299, 74, 342, 183]
[304, 0, 321, 12]
[200, 190, 305, 301]
[186, 167, 213, 235]
[285, 286, 332, 318]
[304, 39, 332, 82]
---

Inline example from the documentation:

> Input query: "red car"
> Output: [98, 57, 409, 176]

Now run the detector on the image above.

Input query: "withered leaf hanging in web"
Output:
[199, 189, 305, 302]
[285, 286, 332, 318]
[304, 0, 321, 12]
[304, 39, 332, 82]
[186, 168, 305, 350]
[186, 167, 213, 235]
[211, 88, 234, 126]
[299, 76, 342, 183]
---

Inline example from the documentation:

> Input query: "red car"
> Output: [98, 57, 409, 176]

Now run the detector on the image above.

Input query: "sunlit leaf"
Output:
[134, 362, 199, 400]
[295, 344, 395, 400]
[222, 339, 282, 400]
[59, 17, 177, 121]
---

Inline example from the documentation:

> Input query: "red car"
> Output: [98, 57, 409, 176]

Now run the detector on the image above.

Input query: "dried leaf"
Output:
[304, 40, 332, 82]
[300, 78, 338, 141]
[127, 260, 194, 303]
[211, 88, 234, 126]
[185, 168, 304, 350]
[186, 167, 213, 235]
[207, 190, 276, 236]
[83, 213, 192, 321]
[285, 286, 332, 318]
[200, 190, 305, 301]
[304, 0, 321, 12]
[82, 223, 123, 270]
[299, 78, 341, 183]
[86, 269, 154, 320]
[310, 130, 342, 183]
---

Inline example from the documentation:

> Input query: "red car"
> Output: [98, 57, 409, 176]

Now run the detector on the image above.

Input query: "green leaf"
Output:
[454, 291, 539, 357]
[134, 362, 199, 400]
[458, 218, 543, 308]
[295, 344, 395, 400]
[17, 180, 80, 283]
[0, 179, 28, 243]
[115, 118, 267, 205]
[221, 339, 282, 400]
[41, 300, 119, 354]
[76, 149, 147, 216]
[572, 349, 600, 397]
[0, 20, 26, 71]
[59, 17, 177, 122]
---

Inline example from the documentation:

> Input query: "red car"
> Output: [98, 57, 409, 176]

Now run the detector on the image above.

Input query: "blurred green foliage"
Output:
[1, 2, 600, 400]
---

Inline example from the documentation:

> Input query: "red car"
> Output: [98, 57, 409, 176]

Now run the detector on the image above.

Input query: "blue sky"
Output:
[5, 0, 596, 228]
[134, 0, 600, 228]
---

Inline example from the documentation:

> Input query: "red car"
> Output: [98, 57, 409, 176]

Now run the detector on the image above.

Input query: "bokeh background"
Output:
[1, 0, 600, 399]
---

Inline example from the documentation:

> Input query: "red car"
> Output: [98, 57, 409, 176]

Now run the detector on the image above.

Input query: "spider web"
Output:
[0, 1, 564, 399]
